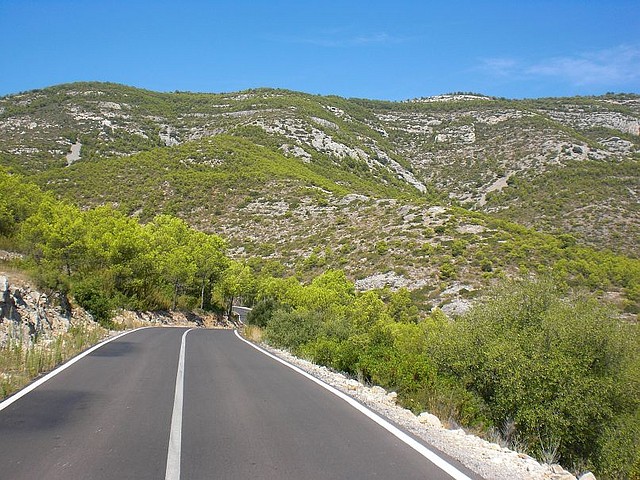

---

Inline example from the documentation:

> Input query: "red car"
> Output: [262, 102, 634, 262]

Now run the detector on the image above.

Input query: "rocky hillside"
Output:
[1, 85, 638, 478]
[0, 257, 104, 397]
[1, 83, 638, 256]
[369, 94, 639, 255]
[0, 83, 638, 317]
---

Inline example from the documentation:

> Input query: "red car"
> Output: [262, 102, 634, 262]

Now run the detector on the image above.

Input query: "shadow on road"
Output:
[88, 341, 138, 357]
[0, 390, 99, 432]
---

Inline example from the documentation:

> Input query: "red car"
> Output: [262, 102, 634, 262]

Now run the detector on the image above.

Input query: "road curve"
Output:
[0, 328, 483, 480]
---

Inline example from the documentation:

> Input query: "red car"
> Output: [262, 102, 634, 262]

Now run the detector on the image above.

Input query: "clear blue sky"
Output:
[1, 0, 639, 100]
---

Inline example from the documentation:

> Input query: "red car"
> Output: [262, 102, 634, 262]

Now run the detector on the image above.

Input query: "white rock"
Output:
[456, 224, 486, 234]
[311, 116, 338, 130]
[0, 276, 8, 302]
[159, 125, 179, 146]
[339, 194, 369, 205]
[353, 271, 429, 292]
[578, 473, 597, 480]
[417, 412, 442, 428]
[345, 379, 360, 390]
[428, 206, 447, 215]
[549, 464, 576, 479]
[370, 385, 386, 397]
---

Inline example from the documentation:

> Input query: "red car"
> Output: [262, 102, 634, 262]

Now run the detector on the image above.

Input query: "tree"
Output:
[190, 231, 227, 310]
[430, 278, 636, 469]
[80, 206, 157, 310]
[146, 215, 198, 310]
[215, 261, 254, 323]
[20, 199, 87, 292]
[387, 287, 420, 323]
[0, 169, 44, 237]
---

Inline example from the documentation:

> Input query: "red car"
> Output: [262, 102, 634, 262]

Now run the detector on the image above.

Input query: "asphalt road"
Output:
[0, 328, 483, 480]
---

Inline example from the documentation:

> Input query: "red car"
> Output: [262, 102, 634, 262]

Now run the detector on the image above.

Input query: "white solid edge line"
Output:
[165, 328, 194, 480]
[234, 330, 474, 480]
[0, 327, 153, 413]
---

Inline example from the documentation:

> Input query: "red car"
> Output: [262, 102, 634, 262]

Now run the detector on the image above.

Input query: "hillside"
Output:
[1, 83, 639, 477]
[0, 83, 638, 317]
[1, 83, 638, 256]
[363, 94, 640, 255]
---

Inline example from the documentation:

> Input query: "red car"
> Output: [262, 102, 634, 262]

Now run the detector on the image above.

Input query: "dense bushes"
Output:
[429, 280, 639, 473]
[254, 272, 639, 478]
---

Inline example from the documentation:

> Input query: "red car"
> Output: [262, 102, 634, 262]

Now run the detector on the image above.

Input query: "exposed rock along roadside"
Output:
[0, 271, 231, 348]
[0, 273, 94, 346]
[246, 337, 595, 480]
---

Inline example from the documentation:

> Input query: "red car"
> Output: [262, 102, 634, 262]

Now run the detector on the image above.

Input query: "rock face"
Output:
[159, 124, 180, 146]
[0, 274, 231, 347]
[65, 140, 82, 165]
[0, 275, 12, 319]
[0, 275, 93, 346]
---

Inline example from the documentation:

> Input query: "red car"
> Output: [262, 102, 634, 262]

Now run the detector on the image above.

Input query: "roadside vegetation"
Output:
[0, 324, 106, 398]
[1, 169, 230, 323]
[0, 168, 234, 399]
[246, 272, 640, 479]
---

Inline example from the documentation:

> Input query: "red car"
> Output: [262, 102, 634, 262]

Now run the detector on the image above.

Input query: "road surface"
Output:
[0, 328, 482, 479]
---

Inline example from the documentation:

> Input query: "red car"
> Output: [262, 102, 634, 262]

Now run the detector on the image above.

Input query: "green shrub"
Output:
[375, 241, 389, 255]
[439, 262, 456, 279]
[265, 309, 323, 352]
[298, 336, 362, 373]
[246, 299, 278, 328]
[430, 278, 638, 471]
[403, 374, 489, 429]
[72, 277, 115, 326]
[596, 411, 640, 479]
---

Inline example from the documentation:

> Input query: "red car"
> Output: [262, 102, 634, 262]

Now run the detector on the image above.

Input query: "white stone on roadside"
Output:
[370, 385, 386, 397]
[549, 464, 577, 480]
[385, 391, 398, 404]
[578, 473, 597, 480]
[552, 474, 576, 480]
[0, 276, 9, 303]
[417, 412, 442, 428]
[345, 379, 360, 390]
